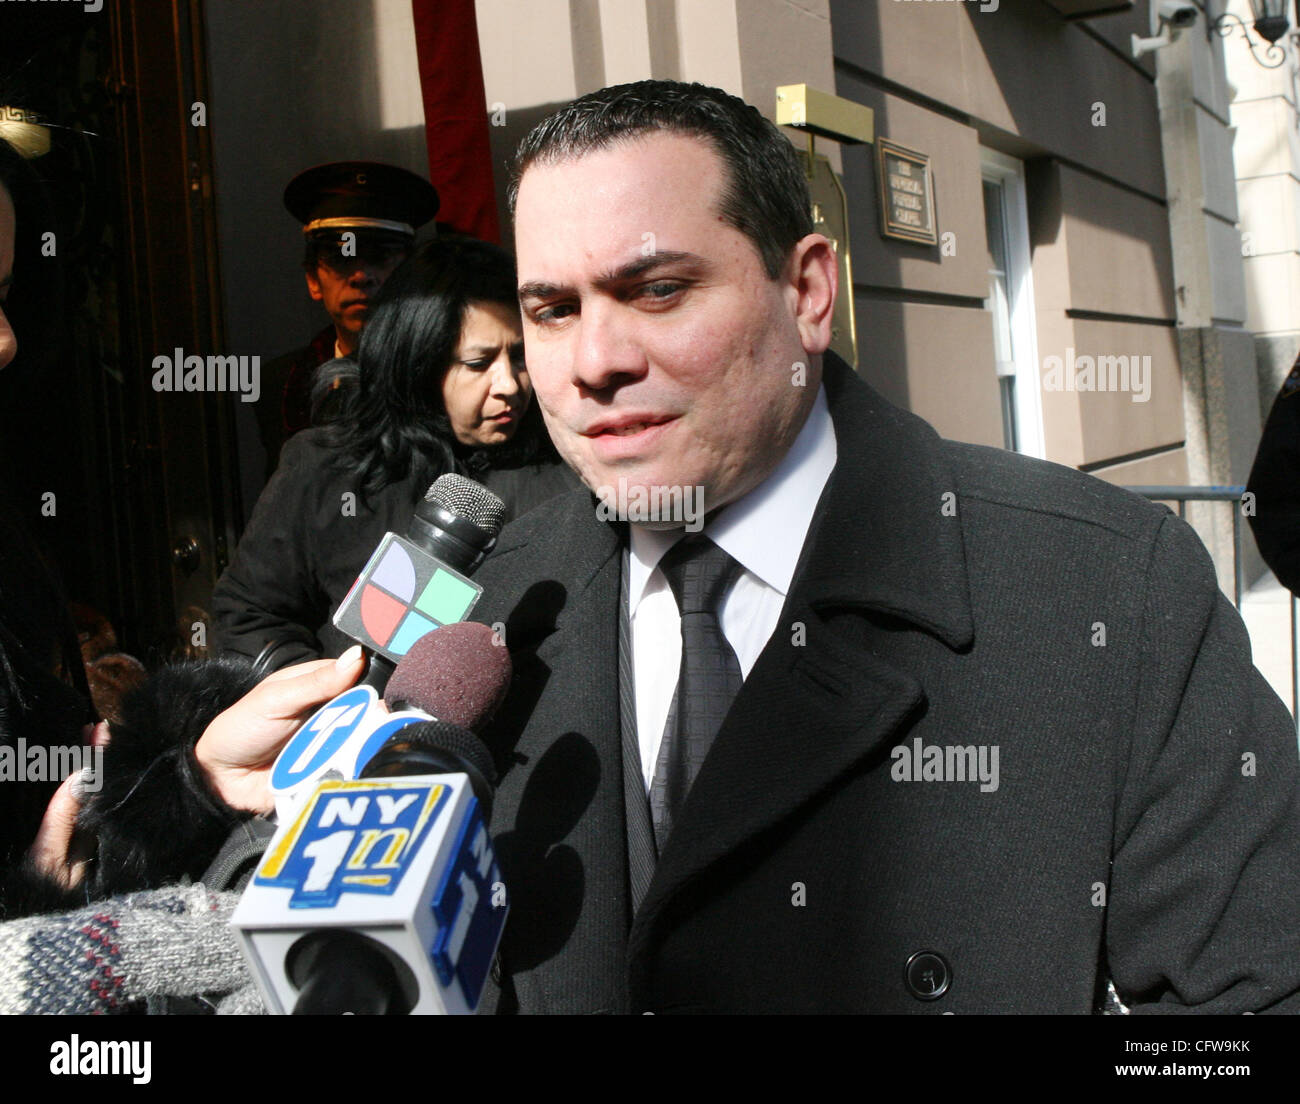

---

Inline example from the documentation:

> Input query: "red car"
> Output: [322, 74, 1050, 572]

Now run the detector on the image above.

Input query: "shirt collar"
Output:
[628, 383, 837, 612]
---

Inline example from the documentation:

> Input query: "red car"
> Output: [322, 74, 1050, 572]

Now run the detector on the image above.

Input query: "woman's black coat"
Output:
[212, 427, 578, 667]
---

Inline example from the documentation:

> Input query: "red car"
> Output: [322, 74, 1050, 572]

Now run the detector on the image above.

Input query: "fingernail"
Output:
[336, 645, 363, 670]
[70, 767, 92, 800]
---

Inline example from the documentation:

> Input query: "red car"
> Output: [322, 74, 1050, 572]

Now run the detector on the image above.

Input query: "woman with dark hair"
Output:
[212, 236, 576, 669]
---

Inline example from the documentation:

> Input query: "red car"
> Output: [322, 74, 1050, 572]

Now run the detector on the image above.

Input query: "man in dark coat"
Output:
[258, 162, 439, 477]
[1247, 356, 1300, 592]
[456, 80, 1300, 1014]
[51, 81, 1300, 1016]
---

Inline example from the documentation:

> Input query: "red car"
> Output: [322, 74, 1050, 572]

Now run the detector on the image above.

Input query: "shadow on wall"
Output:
[485, 102, 570, 257]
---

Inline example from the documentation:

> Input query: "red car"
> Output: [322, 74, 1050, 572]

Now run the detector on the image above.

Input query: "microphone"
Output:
[268, 621, 511, 821]
[382, 620, 511, 730]
[232, 719, 507, 1015]
[333, 474, 507, 693]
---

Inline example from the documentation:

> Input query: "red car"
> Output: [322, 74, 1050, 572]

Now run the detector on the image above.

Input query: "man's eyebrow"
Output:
[517, 250, 706, 301]
[0, 274, 12, 291]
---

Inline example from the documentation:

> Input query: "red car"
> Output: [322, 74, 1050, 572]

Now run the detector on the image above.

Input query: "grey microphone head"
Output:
[424, 474, 507, 538]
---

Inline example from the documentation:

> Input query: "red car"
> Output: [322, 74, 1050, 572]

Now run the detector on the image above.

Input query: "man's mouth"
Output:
[584, 415, 676, 437]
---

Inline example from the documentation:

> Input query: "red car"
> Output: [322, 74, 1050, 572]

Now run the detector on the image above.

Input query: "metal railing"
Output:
[1127, 485, 1299, 734]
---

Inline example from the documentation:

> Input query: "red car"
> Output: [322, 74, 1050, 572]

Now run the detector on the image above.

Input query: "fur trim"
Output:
[0, 856, 84, 920]
[80, 658, 260, 896]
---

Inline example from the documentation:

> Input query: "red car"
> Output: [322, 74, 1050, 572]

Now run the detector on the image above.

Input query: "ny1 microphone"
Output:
[333, 474, 507, 694]
[232, 719, 507, 1015]
[268, 621, 512, 822]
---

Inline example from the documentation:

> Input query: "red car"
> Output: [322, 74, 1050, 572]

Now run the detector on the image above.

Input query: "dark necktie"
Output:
[648, 534, 745, 853]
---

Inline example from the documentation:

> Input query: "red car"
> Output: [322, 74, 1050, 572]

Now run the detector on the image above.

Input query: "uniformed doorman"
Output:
[257, 161, 439, 476]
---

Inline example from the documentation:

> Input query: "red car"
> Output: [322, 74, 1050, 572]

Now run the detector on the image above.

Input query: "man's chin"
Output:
[585, 471, 711, 533]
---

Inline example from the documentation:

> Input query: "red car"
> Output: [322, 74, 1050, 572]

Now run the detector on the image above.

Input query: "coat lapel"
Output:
[475, 490, 630, 1012]
[629, 355, 976, 962]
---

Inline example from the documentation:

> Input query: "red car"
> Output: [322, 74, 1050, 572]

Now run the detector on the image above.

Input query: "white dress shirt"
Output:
[627, 384, 838, 790]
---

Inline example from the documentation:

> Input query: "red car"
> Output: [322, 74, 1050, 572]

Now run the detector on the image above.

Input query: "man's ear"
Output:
[788, 234, 838, 356]
[304, 268, 324, 302]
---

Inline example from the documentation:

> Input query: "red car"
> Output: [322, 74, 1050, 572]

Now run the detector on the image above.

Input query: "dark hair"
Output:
[508, 80, 813, 280]
[330, 236, 551, 500]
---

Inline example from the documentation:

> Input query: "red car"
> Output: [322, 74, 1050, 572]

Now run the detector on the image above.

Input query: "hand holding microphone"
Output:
[194, 647, 368, 814]
[233, 621, 514, 1014]
[197, 471, 505, 817]
[265, 620, 511, 820]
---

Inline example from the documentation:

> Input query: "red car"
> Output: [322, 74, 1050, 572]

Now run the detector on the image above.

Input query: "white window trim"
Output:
[981, 148, 1045, 460]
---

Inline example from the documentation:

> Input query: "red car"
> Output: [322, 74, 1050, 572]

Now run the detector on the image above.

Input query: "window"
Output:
[981, 149, 1044, 459]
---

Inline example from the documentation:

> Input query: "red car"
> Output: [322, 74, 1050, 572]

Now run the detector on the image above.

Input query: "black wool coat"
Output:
[1247, 356, 1300, 593]
[467, 353, 1300, 1014]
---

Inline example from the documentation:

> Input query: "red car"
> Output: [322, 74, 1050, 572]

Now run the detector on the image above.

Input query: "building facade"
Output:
[202, 0, 1262, 582]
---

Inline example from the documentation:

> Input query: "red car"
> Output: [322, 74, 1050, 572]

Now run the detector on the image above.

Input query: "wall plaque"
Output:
[877, 137, 936, 246]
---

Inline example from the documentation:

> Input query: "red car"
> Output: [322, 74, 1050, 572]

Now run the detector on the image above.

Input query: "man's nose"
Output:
[0, 307, 16, 372]
[570, 301, 646, 392]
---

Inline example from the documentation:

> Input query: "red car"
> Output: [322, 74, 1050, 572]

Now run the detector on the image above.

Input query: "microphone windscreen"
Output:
[384, 621, 511, 731]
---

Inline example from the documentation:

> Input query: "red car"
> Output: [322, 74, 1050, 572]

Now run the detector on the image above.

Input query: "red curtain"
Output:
[410, 0, 501, 244]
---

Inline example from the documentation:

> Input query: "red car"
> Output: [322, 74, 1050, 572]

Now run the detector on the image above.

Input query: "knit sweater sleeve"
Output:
[0, 883, 259, 1014]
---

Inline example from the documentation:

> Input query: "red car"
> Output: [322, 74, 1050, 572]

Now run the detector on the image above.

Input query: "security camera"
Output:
[1132, 1, 1199, 59]
[1156, 2, 1199, 30]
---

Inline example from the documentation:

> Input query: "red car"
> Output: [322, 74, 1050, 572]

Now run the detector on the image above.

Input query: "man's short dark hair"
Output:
[508, 80, 813, 280]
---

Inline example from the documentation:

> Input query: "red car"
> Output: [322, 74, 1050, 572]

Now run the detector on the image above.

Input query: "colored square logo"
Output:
[359, 585, 407, 647]
[371, 541, 417, 597]
[389, 610, 438, 656]
[415, 569, 479, 625]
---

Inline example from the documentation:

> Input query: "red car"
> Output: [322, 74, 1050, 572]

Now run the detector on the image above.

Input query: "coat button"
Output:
[904, 950, 951, 1001]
